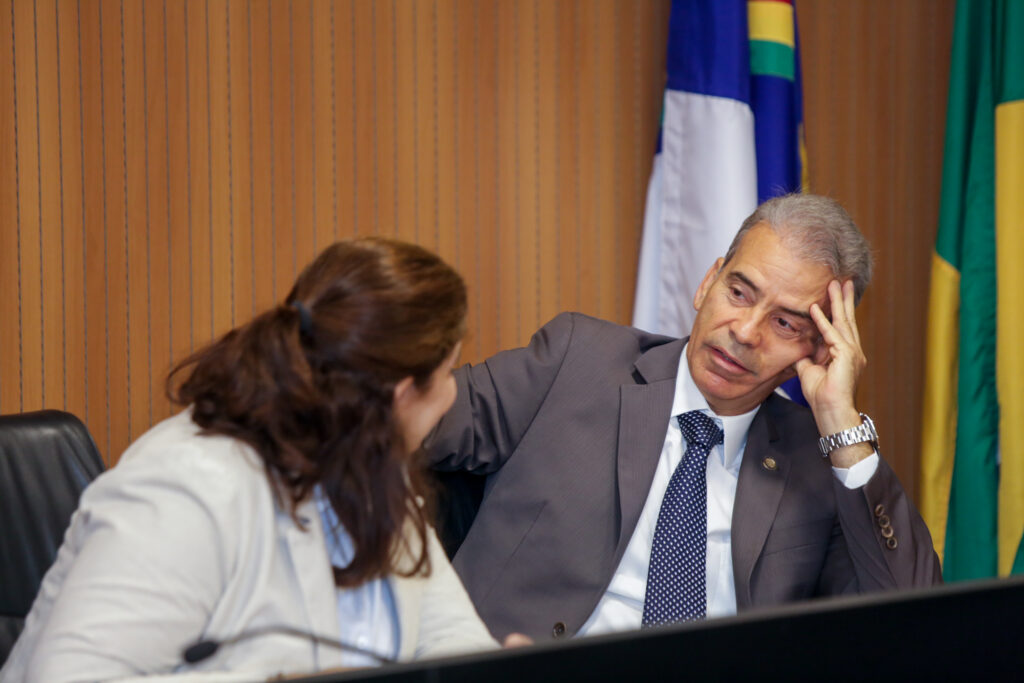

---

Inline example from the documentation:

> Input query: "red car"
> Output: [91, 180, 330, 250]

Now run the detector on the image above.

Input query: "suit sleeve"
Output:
[818, 454, 942, 595]
[425, 312, 576, 474]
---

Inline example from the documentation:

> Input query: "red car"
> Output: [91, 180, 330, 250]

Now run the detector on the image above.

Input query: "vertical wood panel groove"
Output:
[32, 0, 45, 408]
[370, 0, 378, 234]
[288, 0, 297, 273]
[330, 0, 337, 243]
[390, 0, 398, 238]
[226, 0, 235, 325]
[471, 0, 481, 360]
[118, 0, 131, 439]
[98, 0, 111, 453]
[267, 1, 276, 298]
[308, 3, 315, 253]
[536, 0, 544, 331]
[492, 2, 500, 348]
[573, 0, 581, 311]
[161, 0, 172, 390]
[246, 1, 256, 313]
[431, 0, 439, 250]
[11, 0, 24, 412]
[612, 0, 621, 322]
[512, 0, 521, 343]
[55, 0, 68, 410]
[452, 0, 459, 266]
[205, 0, 214, 337]
[349, 0, 357, 237]
[592, 4, 600, 315]
[552, 0, 560, 312]
[77, 0, 88, 429]
[140, 0, 153, 425]
[183, 1, 195, 345]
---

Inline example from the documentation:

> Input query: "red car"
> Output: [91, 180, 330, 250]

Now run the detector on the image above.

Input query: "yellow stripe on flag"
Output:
[748, 1, 795, 48]
[920, 251, 961, 565]
[996, 99, 1024, 575]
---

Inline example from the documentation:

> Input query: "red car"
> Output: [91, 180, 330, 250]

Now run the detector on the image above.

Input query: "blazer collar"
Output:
[612, 336, 687, 561]
[633, 336, 689, 384]
[279, 497, 345, 669]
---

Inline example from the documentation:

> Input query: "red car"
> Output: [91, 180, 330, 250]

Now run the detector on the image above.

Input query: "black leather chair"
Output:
[0, 410, 105, 666]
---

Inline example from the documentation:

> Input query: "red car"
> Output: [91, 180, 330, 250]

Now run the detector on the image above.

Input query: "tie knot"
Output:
[677, 410, 723, 450]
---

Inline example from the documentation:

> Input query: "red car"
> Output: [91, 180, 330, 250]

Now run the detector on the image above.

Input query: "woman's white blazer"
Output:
[1, 411, 496, 682]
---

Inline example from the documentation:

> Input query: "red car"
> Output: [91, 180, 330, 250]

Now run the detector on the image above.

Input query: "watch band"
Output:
[818, 413, 877, 457]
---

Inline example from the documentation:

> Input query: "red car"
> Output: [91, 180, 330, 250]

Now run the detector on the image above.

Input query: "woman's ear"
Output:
[392, 376, 416, 408]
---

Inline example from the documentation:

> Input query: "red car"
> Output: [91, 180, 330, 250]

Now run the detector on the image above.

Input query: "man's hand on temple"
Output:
[794, 279, 873, 468]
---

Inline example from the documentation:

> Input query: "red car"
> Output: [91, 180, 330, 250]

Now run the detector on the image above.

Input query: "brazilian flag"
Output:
[920, 0, 1024, 580]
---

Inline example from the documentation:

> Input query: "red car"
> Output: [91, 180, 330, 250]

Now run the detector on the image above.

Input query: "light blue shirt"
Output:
[314, 487, 400, 667]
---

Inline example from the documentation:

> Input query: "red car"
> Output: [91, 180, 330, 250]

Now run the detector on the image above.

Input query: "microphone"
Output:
[182, 625, 397, 665]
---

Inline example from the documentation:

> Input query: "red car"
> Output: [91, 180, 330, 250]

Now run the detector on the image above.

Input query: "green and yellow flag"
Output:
[921, 0, 1024, 580]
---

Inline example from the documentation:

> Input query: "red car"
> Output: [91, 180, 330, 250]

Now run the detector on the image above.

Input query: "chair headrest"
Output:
[0, 410, 105, 617]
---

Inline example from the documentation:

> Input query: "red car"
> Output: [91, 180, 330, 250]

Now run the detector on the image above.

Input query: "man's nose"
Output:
[730, 308, 763, 346]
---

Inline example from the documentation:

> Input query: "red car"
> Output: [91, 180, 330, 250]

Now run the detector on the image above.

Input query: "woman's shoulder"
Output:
[92, 409, 270, 508]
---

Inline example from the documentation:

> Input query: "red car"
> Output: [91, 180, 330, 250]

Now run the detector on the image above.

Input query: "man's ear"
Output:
[694, 257, 725, 311]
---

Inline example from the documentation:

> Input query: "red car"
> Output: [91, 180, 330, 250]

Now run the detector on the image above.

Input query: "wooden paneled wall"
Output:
[797, 0, 956, 500]
[1, 0, 957, 497]
[0, 0, 672, 463]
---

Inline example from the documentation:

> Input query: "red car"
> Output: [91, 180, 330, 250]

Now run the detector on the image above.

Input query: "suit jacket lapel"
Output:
[730, 401, 790, 610]
[614, 338, 686, 561]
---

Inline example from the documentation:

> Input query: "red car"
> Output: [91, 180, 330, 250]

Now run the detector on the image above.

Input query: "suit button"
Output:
[877, 514, 890, 528]
[552, 622, 567, 638]
[885, 536, 898, 550]
[880, 526, 894, 539]
[874, 504, 886, 517]
[762, 457, 777, 471]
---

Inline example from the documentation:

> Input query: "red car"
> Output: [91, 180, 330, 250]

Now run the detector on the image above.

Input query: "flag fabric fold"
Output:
[921, 0, 1024, 580]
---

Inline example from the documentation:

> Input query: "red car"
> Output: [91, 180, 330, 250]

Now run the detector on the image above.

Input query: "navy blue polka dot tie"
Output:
[642, 410, 723, 626]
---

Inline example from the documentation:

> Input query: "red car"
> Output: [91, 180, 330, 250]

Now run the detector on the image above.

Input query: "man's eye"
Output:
[729, 286, 745, 300]
[775, 318, 803, 337]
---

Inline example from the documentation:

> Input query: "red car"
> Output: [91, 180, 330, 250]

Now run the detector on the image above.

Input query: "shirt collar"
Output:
[672, 343, 759, 472]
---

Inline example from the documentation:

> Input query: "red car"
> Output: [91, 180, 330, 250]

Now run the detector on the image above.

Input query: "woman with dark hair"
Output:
[2, 238, 501, 682]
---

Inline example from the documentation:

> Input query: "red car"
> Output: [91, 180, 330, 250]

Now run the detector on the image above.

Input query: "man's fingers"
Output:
[826, 280, 856, 344]
[843, 279, 861, 347]
[503, 633, 534, 648]
[810, 302, 847, 349]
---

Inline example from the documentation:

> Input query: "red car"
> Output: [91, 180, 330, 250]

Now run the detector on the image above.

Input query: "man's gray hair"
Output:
[723, 193, 873, 303]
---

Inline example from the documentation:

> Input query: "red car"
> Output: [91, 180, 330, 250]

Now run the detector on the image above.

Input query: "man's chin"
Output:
[695, 373, 780, 415]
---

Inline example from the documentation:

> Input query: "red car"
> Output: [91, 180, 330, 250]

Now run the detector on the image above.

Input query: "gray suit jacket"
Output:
[427, 313, 940, 641]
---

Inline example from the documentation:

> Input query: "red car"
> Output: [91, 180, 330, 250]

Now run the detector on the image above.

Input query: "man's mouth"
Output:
[708, 345, 751, 374]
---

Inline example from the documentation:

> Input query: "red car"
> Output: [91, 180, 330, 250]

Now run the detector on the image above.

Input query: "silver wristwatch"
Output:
[818, 413, 878, 457]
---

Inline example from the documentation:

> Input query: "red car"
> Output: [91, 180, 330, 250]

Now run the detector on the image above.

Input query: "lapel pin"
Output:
[762, 457, 778, 471]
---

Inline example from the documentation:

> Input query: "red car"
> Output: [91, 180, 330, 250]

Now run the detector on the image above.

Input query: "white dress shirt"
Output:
[578, 344, 878, 636]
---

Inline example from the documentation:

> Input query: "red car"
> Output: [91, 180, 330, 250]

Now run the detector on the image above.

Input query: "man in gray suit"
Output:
[427, 194, 940, 642]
